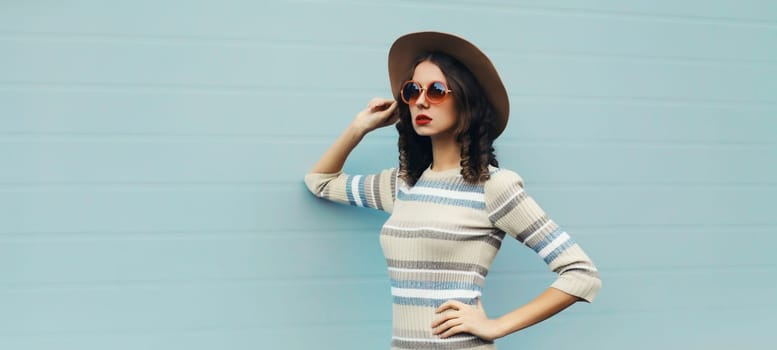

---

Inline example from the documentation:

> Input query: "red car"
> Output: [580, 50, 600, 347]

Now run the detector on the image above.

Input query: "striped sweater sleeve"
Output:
[484, 169, 602, 302]
[304, 168, 398, 213]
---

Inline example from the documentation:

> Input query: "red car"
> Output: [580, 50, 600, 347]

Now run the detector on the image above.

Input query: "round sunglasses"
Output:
[400, 80, 453, 105]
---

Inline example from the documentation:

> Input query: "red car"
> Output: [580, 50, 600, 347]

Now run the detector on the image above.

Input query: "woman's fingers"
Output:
[368, 100, 398, 128]
[354, 98, 398, 132]
[439, 324, 468, 338]
[378, 101, 398, 124]
[431, 310, 458, 328]
[435, 299, 465, 313]
[431, 299, 497, 340]
[432, 317, 463, 335]
[367, 97, 396, 111]
[376, 100, 397, 116]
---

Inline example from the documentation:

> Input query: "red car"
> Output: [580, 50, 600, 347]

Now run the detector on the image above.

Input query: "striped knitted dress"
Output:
[305, 166, 601, 350]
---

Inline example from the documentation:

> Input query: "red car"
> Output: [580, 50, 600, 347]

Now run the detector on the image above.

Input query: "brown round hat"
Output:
[388, 31, 510, 138]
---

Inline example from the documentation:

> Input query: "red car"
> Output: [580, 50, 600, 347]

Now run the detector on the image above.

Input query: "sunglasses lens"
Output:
[401, 82, 421, 103]
[427, 82, 448, 102]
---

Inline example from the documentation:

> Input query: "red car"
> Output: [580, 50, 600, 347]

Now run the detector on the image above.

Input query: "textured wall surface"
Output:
[1, 1, 776, 349]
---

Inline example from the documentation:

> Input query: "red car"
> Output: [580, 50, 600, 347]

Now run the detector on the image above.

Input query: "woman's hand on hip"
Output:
[432, 299, 503, 341]
[351, 98, 399, 134]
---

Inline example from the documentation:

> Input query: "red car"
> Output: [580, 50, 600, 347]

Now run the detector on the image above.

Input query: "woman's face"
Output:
[408, 61, 459, 141]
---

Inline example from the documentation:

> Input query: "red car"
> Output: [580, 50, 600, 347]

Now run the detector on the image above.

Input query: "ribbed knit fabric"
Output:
[305, 166, 601, 349]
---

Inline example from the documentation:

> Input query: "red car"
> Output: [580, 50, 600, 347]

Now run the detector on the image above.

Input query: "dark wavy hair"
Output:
[395, 52, 499, 186]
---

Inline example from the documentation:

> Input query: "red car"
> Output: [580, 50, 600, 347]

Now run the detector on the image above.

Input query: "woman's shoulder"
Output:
[483, 166, 526, 198]
[486, 166, 525, 186]
[482, 166, 528, 211]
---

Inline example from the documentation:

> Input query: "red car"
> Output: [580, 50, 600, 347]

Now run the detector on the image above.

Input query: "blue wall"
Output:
[2, 1, 776, 349]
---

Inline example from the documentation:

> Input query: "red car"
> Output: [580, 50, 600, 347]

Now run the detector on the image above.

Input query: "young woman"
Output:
[304, 31, 601, 349]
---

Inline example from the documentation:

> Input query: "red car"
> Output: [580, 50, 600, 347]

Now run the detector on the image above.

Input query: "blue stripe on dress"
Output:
[345, 175, 356, 206]
[397, 192, 485, 209]
[357, 175, 369, 208]
[543, 240, 575, 264]
[413, 179, 484, 194]
[393, 296, 476, 308]
[530, 227, 565, 254]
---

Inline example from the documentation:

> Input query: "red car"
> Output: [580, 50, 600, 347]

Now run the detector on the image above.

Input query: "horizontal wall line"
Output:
[371, 0, 777, 27]
[500, 50, 777, 66]
[0, 320, 391, 337]
[0, 275, 390, 292]
[0, 182, 304, 191]
[0, 133, 775, 148]
[582, 304, 776, 318]
[0, 228, 382, 240]
[594, 263, 777, 275]
[0, 80, 379, 96]
[0, 0, 775, 34]
[561, 222, 777, 232]
[494, 139, 777, 148]
[0, 227, 371, 235]
[0, 320, 391, 340]
[0, 32, 387, 52]
[0, 133, 351, 143]
[2, 33, 777, 66]
[509, 95, 777, 107]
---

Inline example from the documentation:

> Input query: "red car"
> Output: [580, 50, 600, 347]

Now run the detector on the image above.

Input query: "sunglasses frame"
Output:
[400, 80, 453, 105]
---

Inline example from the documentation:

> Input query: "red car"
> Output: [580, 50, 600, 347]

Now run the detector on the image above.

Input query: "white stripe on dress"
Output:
[388, 267, 486, 280]
[563, 262, 598, 272]
[351, 175, 363, 207]
[538, 232, 571, 258]
[400, 186, 484, 202]
[368, 175, 377, 209]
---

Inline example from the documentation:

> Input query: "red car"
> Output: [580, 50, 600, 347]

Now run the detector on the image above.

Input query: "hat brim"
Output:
[388, 31, 509, 138]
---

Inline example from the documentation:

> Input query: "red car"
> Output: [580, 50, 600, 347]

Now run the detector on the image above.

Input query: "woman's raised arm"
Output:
[305, 98, 400, 213]
[310, 98, 398, 174]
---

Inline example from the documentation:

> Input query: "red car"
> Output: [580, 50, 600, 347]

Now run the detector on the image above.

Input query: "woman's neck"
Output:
[429, 135, 461, 172]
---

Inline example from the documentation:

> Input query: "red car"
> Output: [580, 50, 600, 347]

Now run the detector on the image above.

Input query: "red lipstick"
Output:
[415, 114, 432, 126]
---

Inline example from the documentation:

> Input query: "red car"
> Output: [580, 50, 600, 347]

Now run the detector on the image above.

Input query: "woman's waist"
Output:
[390, 311, 495, 350]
